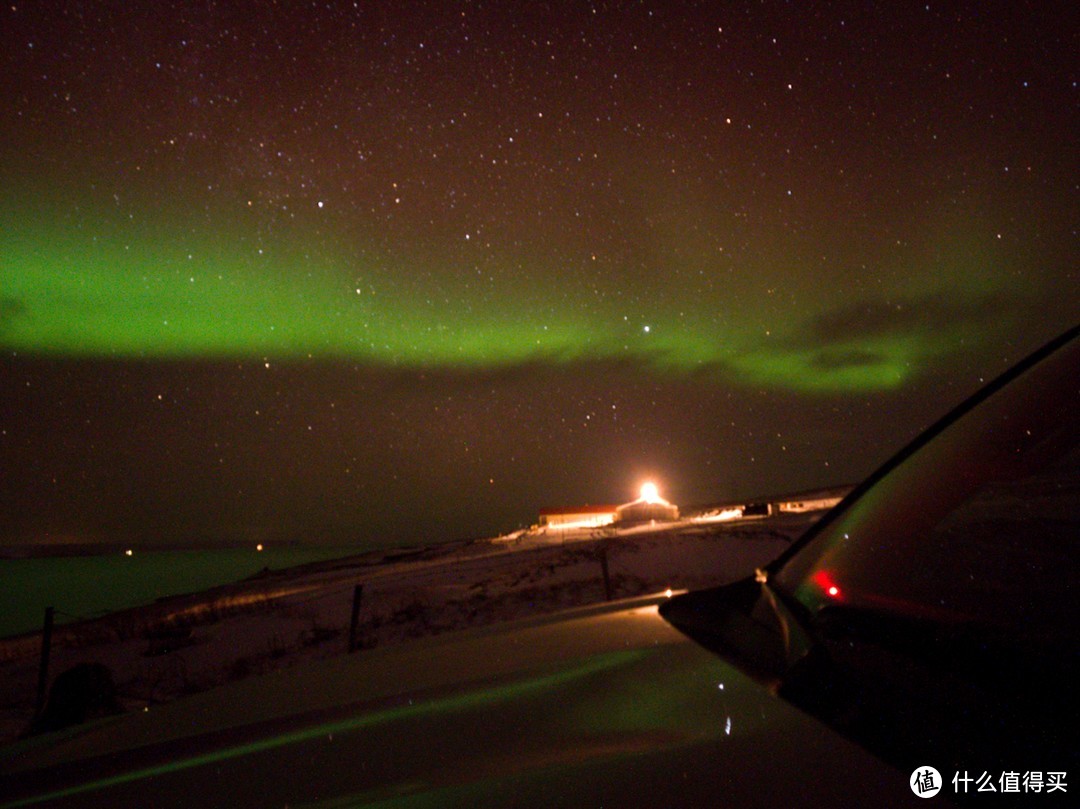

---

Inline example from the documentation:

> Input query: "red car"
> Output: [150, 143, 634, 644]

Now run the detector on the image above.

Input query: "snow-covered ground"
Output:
[0, 514, 816, 744]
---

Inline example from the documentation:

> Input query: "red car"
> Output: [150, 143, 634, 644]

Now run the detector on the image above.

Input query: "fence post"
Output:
[347, 584, 364, 652]
[34, 606, 55, 717]
[599, 546, 613, 601]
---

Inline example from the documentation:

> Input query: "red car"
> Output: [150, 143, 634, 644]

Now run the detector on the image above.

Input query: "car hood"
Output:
[1, 593, 921, 808]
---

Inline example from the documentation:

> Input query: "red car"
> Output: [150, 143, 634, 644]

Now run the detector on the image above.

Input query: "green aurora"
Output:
[1, 207, 1023, 394]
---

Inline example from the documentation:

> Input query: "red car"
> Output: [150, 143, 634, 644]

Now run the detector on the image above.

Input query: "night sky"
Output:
[1, 1, 1076, 549]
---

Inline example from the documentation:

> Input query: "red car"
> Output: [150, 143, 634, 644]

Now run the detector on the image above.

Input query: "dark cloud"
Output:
[0, 296, 26, 332]
[810, 349, 884, 371]
[801, 292, 1013, 347]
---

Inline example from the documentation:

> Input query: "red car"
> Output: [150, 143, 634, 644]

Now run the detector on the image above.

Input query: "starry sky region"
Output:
[1, 1, 1076, 549]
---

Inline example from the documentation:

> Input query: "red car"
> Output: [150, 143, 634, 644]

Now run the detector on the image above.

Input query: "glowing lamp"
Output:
[640, 482, 660, 503]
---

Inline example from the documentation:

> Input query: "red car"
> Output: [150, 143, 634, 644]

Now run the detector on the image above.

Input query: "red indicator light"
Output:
[811, 569, 842, 600]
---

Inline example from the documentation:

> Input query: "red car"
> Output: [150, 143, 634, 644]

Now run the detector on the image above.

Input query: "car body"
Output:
[2, 325, 1076, 807]
[2, 594, 921, 808]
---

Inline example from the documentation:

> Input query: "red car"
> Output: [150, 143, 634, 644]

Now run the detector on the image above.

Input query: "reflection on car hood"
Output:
[1, 593, 920, 808]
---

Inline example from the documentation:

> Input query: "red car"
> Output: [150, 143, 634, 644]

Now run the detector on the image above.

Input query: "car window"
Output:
[772, 331, 1079, 644]
[919, 445, 1078, 628]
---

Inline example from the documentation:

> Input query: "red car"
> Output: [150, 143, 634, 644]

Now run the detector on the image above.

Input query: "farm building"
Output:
[615, 483, 679, 525]
[537, 483, 681, 530]
[775, 485, 853, 513]
[537, 504, 619, 529]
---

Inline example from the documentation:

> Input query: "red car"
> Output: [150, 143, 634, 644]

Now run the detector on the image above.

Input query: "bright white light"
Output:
[640, 481, 659, 503]
[256, 543, 264, 552]
[124, 549, 133, 557]
[664, 588, 673, 598]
